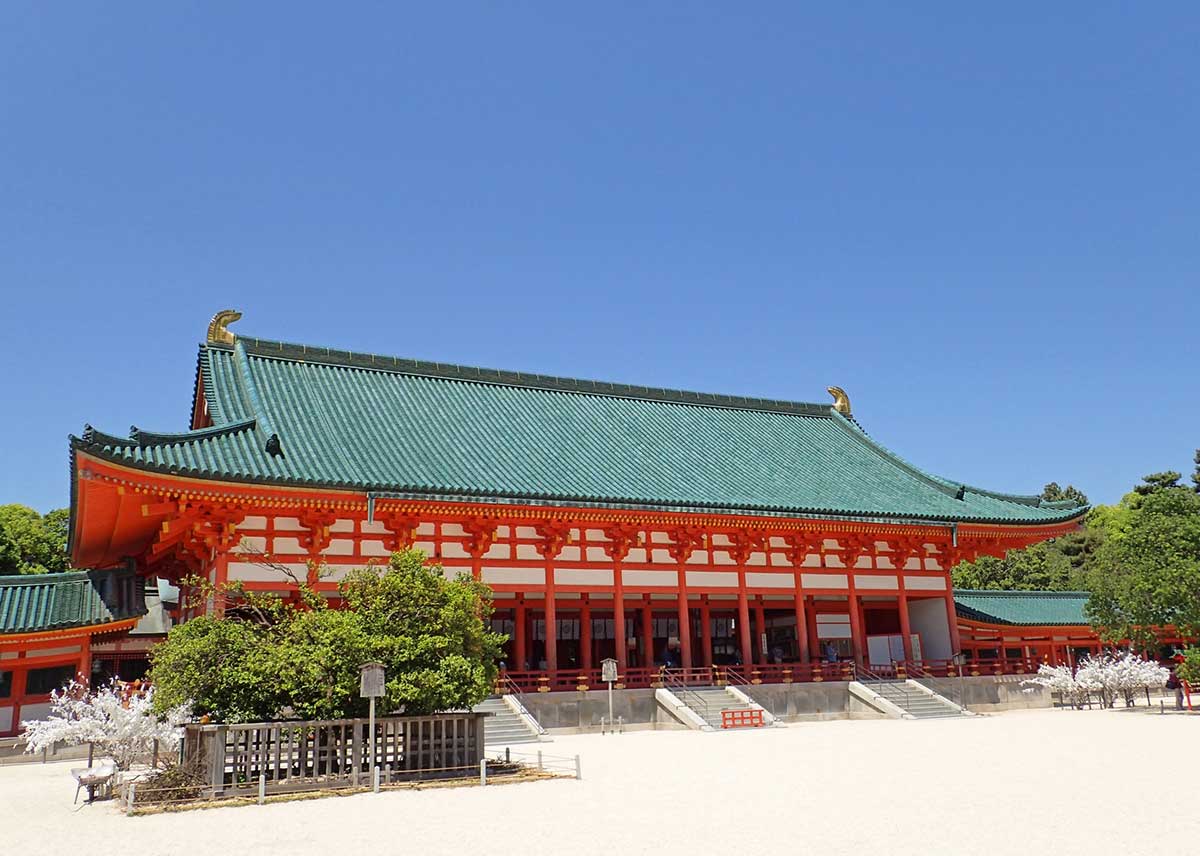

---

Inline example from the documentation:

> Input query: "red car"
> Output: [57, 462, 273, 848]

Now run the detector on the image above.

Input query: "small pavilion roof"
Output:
[70, 330, 1088, 526]
[954, 589, 1090, 626]
[0, 570, 146, 635]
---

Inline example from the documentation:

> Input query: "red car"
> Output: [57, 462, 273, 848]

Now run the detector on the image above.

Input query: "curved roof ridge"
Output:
[954, 588, 1091, 597]
[214, 336, 838, 418]
[77, 418, 258, 450]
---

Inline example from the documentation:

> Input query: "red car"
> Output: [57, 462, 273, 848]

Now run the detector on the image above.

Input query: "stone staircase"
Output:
[472, 696, 543, 745]
[868, 679, 967, 719]
[675, 686, 766, 730]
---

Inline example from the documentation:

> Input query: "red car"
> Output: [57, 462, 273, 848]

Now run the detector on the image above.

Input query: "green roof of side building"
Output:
[0, 571, 146, 635]
[954, 590, 1090, 626]
[70, 333, 1088, 526]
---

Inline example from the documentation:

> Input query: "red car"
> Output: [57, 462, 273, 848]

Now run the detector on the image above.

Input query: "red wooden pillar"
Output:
[677, 565, 693, 669]
[80, 638, 94, 689]
[898, 593, 914, 662]
[793, 589, 810, 665]
[805, 598, 819, 661]
[514, 601, 527, 670]
[580, 600, 592, 672]
[545, 567, 558, 673]
[847, 591, 865, 667]
[754, 602, 767, 664]
[699, 599, 713, 667]
[736, 590, 752, 667]
[641, 601, 654, 668]
[943, 589, 963, 657]
[613, 561, 628, 672]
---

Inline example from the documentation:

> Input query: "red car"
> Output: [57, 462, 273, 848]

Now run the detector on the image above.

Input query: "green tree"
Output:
[1085, 486, 1200, 648]
[1192, 450, 1200, 494]
[1041, 482, 1089, 507]
[0, 505, 71, 575]
[149, 615, 281, 723]
[1134, 471, 1182, 496]
[151, 549, 503, 721]
[1177, 647, 1200, 685]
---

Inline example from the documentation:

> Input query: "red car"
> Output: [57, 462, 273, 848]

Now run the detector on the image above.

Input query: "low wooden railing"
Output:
[495, 658, 1048, 693]
[183, 713, 486, 797]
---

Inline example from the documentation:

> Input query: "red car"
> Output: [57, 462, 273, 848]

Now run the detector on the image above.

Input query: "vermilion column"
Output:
[700, 600, 713, 667]
[545, 570, 558, 673]
[641, 601, 654, 668]
[613, 562, 628, 672]
[793, 592, 810, 664]
[943, 589, 963, 658]
[677, 567, 693, 669]
[736, 590, 752, 667]
[898, 593, 914, 662]
[806, 599, 819, 660]
[514, 601, 527, 671]
[580, 601, 592, 672]
[847, 591, 866, 667]
[754, 602, 767, 664]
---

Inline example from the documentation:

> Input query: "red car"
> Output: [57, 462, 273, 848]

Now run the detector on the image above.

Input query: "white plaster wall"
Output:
[481, 567, 545, 586]
[802, 573, 848, 589]
[744, 572, 792, 589]
[555, 568, 614, 586]
[0, 705, 12, 732]
[622, 570, 678, 587]
[904, 576, 947, 591]
[908, 598, 952, 660]
[855, 574, 898, 590]
[684, 571, 738, 588]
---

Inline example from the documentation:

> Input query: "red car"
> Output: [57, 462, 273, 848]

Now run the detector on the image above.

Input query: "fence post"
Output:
[574, 754, 582, 780]
[258, 773, 266, 805]
[537, 750, 543, 771]
[126, 782, 136, 816]
[373, 766, 380, 793]
[479, 758, 487, 786]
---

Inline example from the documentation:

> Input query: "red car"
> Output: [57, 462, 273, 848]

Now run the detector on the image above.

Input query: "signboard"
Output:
[359, 662, 386, 698]
[761, 633, 769, 658]
[601, 658, 618, 683]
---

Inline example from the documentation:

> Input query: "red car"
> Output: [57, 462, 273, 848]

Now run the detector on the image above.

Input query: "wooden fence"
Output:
[183, 713, 486, 797]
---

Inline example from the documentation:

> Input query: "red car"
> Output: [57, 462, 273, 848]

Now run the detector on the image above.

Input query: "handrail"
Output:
[723, 666, 751, 686]
[497, 674, 547, 735]
[659, 668, 716, 724]
[854, 663, 912, 712]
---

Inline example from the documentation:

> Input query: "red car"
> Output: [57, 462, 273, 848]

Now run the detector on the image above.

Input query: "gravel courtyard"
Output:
[1, 708, 1195, 856]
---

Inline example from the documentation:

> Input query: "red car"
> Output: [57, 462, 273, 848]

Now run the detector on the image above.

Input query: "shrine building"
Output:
[51, 310, 1094, 701]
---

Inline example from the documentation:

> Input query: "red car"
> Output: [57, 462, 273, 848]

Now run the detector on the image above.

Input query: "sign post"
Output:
[601, 657, 618, 732]
[360, 662, 386, 785]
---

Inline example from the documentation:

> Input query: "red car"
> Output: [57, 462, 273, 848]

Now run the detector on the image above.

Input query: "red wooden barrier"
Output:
[720, 708, 764, 729]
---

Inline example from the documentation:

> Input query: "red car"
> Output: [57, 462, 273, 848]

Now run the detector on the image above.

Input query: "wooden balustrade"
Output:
[183, 713, 486, 797]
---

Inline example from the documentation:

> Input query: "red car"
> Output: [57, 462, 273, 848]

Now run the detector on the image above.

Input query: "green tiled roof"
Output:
[954, 590, 1090, 626]
[0, 571, 145, 635]
[70, 334, 1088, 526]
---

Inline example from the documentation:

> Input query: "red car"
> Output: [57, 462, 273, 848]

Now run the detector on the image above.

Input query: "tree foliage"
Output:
[1084, 485, 1200, 647]
[150, 549, 504, 722]
[1177, 647, 1200, 686]
[952, 527, 1102, 592]
[0, 504, 71, 575]
[1041, 482, 1089, 507]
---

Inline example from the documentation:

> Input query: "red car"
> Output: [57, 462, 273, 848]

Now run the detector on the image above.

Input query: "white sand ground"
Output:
[1, 708, 1196, 856]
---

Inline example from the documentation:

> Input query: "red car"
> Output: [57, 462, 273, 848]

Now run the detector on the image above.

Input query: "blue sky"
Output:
[1, 4, 1198, 513]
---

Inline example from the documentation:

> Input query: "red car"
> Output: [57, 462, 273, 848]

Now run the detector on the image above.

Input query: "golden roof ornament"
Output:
[826, 385, 851, 417]
[206, 309, 242, 345]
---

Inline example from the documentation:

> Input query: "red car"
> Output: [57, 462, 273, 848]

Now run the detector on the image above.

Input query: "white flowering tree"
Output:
[22, 680, 191, 769]
[1023, 653, 1168, 709]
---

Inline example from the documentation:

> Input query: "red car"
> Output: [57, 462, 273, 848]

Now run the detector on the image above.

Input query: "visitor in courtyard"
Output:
[823, 640, 838, 663]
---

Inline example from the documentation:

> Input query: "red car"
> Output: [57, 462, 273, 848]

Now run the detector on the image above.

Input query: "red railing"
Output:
[494, 657, 1049, 694]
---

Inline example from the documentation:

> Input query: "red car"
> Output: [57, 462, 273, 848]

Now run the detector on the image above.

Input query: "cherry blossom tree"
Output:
[1023, 653, 1168, 709]
[22, 680, 191, 769]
